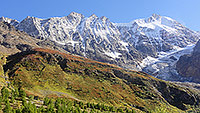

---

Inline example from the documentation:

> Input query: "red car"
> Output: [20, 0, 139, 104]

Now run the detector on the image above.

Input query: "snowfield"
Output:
[1, 13, 200, 81]
[141, 44, 195, 80]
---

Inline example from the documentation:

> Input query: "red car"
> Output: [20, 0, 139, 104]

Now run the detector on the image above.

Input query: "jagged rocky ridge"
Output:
[14, 13, 143, 70]
[1, 13, 200, 80]
[0, 17, 19, 26]
[0, 21, 71, 55]
[0, 21, 39, 54]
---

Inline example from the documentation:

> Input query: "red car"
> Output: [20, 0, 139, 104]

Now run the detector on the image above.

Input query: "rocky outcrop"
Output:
[176, 40, 200, 83]
[5, 13, 198, 71]
[116, 14, 199, 56]
[0, 21, 69, 55]
[1, 14, 200, 81]
[0, 17, 19, 26]
[14, 13, 144, 70]
[0, 21, 39, 54]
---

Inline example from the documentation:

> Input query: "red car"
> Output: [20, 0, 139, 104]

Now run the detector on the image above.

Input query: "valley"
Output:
[0, 13, 200, 112]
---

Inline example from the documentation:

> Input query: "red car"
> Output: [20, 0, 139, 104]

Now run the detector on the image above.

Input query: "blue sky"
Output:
[0, 0, 200, 31]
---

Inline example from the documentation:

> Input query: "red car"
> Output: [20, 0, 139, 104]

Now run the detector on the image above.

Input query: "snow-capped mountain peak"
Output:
[131, 14, 179, 32]
[89, 14, 98, 18]
[68, 12, 84, 17]
[1, 13, 200, 78]
[144, 13, 162, 23]
[67, 12, 84, 24]
[117, 14, 199, 54]
[0, 16, 19, 26]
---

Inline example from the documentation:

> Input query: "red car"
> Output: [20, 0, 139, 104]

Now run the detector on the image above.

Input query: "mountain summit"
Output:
[0, 17, 19, 26]
[1, 13, 199, 81]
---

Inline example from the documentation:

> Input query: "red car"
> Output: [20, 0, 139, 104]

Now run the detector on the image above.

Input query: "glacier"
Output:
[1, 13, 200, 81]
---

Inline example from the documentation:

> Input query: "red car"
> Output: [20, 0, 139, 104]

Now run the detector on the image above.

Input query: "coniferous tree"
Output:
[109, 106, 115, 112]
[117, 108, 123, 112]
[56, 105, 62, 113]
[16, 108, 23, 113]
[32, 103, 37, 113]
[131, 109, 136, 113]
[90, 103, 95, 109]
[90, 109, 95, 113]
[47, 102, 55, 113]
[79, 101, 84, 109]
[61, 103, 67, 112]
[39, 105, 46, 112]
[1, 87, 9, 102]
[15, 88, 19, 98]
[11, 89, 15, 97]
[11, 95, 15, 103]
[28, 95, 34, 101]
[87, 102, 91, 108]
[44, 97, 50, 106]
[37, 108, 41, 113]
[3, 99, 12, 113]
[95, 103, 100, 110]
[22, 98, 27, 106]
[12, 109, 16, 113]
[19, 89, 26, 98]
[55, 98, 61, 109]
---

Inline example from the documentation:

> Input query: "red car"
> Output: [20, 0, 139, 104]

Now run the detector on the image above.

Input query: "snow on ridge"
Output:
[135, 16, 177, 33]
[120, 41, 129, 52]
[140, 56, 159, 68]
[157, 44, 195, 59]
[0, 17, 19, 26]
[141, 44, 196, 78]
[3, 12, 198, 82]
[120, 41, 128, 47]
[116, 14, 178, 33]
[66, 41, 79, 47]
[142, 44, 195, 67]
[104, 51, 122, 59]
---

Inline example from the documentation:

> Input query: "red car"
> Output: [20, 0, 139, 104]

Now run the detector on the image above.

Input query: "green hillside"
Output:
[1, 48, 200, 112]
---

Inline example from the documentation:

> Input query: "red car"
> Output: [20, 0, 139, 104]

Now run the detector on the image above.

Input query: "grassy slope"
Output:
[4, 48, 200, 112]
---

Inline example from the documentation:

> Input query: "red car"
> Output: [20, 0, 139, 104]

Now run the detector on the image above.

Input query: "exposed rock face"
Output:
[12, 13, 199, 71]
[0, 21, 39, 54]
[0, 21, 70, 55]
[15, 12, 144, 70]
[176, 40, 200, 83]
[0, 17, 19, 26]
[116, 14, 200, 80]
[1, 13, 200, 79]
[116, 14, 199, 56]
[141, 44, 195, 81]
[154, 81, 199, 110]
[193, 40, 200, 53]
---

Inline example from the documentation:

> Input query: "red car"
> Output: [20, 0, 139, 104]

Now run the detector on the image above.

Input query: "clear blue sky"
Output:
[0, 0, 200, 31]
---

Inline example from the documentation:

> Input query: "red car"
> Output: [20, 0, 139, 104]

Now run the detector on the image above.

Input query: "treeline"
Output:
[0, 86, 136, 113]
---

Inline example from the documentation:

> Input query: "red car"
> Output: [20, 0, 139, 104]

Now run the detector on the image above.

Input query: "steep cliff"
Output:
[176, 40, 200, 83]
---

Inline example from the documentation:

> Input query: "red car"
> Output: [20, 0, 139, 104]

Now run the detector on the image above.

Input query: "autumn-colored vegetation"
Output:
[2, 48, 200, 112]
